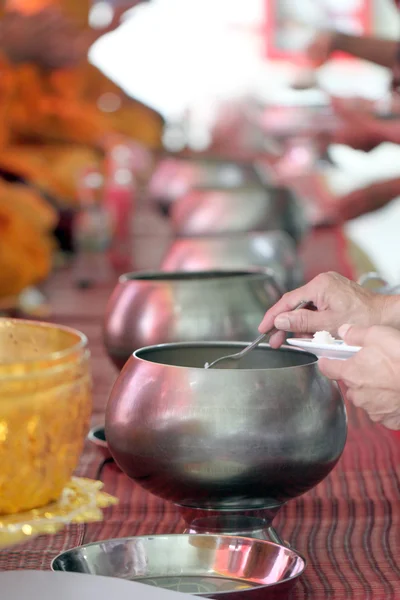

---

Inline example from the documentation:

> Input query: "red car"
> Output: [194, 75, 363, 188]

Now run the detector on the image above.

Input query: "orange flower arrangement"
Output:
[0, 0, 164, 298]
[0, 61, 162, 204]
[0, 181, 55, 298]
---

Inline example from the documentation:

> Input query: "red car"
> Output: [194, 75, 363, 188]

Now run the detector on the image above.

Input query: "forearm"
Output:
[334, 33, 398, 69]
[338, 178, 400, 221]
[373, 120, 400, 145]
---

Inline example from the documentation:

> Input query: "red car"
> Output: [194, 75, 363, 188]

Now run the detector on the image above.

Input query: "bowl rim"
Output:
[131, 341, 318, 372]
[50, 533, 307, 593]
[87, 425, 107, 448]
[0, 318, 88, 366]
[166, 230, 295, 244]
[119, 268, 277, 284]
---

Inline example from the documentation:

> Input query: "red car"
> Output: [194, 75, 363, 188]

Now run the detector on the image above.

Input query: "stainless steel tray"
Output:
[52, 534, 306, 598]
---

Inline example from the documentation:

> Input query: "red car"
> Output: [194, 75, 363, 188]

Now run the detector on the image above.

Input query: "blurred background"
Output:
[90, 0, 400, 282]
[2, 0, 400, 315]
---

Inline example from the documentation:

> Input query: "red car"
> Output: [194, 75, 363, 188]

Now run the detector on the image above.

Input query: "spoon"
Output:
[204, 301, 310, 370]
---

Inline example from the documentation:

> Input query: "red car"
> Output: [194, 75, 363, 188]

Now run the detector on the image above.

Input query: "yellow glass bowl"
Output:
[0, 318, 92, 515]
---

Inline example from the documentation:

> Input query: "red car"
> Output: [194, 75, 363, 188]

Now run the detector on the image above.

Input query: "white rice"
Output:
[313, 331, 336, 345]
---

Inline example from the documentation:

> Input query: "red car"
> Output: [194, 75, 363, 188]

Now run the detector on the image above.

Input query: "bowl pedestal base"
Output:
[178, 504, 289, 547]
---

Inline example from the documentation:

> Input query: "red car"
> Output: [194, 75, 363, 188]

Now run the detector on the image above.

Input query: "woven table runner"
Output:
[1, 226, 399, 600]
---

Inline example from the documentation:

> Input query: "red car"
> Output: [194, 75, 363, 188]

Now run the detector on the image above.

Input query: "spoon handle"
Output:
[238, 332, 268, 358]
[239, 300, 310, 358]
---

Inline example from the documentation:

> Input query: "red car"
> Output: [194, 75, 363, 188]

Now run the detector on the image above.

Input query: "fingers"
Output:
[258, 283, 315, 334]
[338, 324, 368, 346]
[259, 272, 347, 335]
[381, 414, 400, 430]
[339, 324, 395, 348]
[268, 330, 286, 349]
[346, 389, 400, 430]
[273, 308, 327, 334]
[318, 357, 347, 381]
[330, 97, 354, 118]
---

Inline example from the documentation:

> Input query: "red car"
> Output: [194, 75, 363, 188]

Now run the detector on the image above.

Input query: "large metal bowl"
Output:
[170, 186, 308, 244]
[103, 270, 282, 370]
[106, 342, 347, 510]
[51, 534, 306, 599]
[358, 272, 400, 295]
[161, 232, 303, 291]
[148, 158, 258, 216]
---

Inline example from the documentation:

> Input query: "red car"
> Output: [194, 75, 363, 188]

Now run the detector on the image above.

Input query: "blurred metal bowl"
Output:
[52, 534, 306, 598]
[358, 272, 400, 295]
[104, 270, 282, 370]
[148, 158, 258, 215]
[161, 232, 303, 291]
[170, 186, 308, 244]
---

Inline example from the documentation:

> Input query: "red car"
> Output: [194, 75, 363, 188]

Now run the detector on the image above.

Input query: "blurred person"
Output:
[307, 29, 398, 71]
[305, 1, 400, 151]
[318, 97, 400, 223]
[328, 96, 400, 151]
[304, 24, 400, 221]
[0, 0, 162, 299]
[323, 175, 400, 222]
[0, 1, 163, 205]
[258, 272, 400, 430]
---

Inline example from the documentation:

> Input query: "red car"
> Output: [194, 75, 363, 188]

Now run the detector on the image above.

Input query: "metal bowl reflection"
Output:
[104, 270, 282, 370]
[170, 186, 307, 244]
[52, 534, 306, 599]
[148, 157, 256, 215]
[161, 232, 303, 291]
[106, 342, 347, 510]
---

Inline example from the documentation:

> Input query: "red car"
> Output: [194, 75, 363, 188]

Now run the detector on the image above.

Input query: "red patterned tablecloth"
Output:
[1, 226, 399, 600]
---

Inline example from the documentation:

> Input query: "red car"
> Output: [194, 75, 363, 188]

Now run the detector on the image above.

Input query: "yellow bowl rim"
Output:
[0, 318, 88, 366]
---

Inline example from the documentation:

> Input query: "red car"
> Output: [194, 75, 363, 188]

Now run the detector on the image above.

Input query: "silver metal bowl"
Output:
[103, 270, 282, 369]
[358, 272, 400, 295]
[170, 186, 308, 244]
[87, 426, 110, 460]
[148, 158, 258, 214]
[161, 232, 303, 291]
[105, 342, 347, 510]
[51, 534, 306, 598]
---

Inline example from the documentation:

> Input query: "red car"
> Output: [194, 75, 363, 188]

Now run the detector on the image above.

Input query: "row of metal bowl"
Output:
[76, 155, 346, 597]
[99, 155, 346, 524]
[148, 157, 308, 243]
[103, 156, 307, 369]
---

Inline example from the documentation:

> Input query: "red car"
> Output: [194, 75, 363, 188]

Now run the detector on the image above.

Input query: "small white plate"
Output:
[1, 571, 192, 600]
[286, 338, 361, 360]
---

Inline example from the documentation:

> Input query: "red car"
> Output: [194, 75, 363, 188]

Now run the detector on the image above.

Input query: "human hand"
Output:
[1, 9, 84, 69]
[258, 272, 385, 348]
[305, 30, 337, 67]
[330, 97, 382, 151]
[330, 178, 400, 222]
[319, 324, 400, 430]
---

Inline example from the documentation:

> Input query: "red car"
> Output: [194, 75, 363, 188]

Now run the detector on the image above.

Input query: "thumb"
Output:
[338, 324, 368, 347]
[274, 308, 326, 334]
